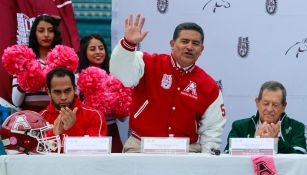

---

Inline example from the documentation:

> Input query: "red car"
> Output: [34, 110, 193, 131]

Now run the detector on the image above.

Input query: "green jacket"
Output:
[225, 112, 306, 154]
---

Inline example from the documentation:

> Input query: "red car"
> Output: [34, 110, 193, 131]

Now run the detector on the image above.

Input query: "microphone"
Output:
[210, 148, 221, 155]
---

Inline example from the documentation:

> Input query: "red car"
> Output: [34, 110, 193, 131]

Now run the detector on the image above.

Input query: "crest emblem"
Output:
[181, 81, 198, 99]
[266, 0, 277, 15]
[157, 0, 168, 14]
[285, 126, 292, 134]
[161, 74, 172, 89]
[238, 37, 249, 58]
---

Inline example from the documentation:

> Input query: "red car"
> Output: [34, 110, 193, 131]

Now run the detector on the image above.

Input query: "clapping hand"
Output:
[255, 121, 281, 138]
[53, 107, 78, 135]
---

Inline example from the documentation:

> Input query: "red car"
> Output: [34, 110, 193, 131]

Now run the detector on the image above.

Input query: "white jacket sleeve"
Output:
[110, 40, 145, 87]
[198, 90, 226, 153]
[11, 76, 25, 107]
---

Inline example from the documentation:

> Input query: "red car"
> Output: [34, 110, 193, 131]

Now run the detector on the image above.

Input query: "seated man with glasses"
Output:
[225, 81, 306, 154]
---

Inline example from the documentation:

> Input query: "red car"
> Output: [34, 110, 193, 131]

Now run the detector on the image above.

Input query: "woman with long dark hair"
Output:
[77, 33, 124, 153]
[12, 15, 62, 112]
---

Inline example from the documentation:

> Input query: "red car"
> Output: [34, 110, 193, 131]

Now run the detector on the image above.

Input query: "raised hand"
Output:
[124, 14, 148, 45]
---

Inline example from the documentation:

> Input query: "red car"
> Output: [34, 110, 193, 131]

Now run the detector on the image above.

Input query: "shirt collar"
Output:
[170, 55, 195, 73]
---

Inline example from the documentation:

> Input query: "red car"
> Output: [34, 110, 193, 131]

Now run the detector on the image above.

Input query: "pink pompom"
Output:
[87, 91, 113, 116]
[78, 67, 109, 94]
[1, 45, 36, 75]
[45, 45, 79, 73]
[78, 67, 113, 115]
[112, 88, 133, 117]
[17, 60, 46, 92]
[107, 76, 133, 118]
[78, 67, 133, 117]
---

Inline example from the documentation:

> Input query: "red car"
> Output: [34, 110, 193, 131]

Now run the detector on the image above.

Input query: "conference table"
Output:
[0, 153, 306, 175]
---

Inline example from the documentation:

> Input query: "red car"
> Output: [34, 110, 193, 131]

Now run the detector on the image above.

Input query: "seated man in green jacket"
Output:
[225, 81, 306, 154]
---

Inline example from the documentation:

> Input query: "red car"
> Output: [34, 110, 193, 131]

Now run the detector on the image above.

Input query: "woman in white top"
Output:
[12, 15, 62, 112]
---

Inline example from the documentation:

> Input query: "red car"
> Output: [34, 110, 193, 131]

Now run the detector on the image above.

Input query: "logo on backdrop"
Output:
[202, 0, 231, 13]
[157, 0, 168, 14]
[237, 37, 249, 58]
[16, 13, 36, 45]
[137, 43, 141, 51]
[285, 38, 307, 58]
[215, 80, 223, 92]
[161, 74, 172, 89]
[266, 0, 277, 15]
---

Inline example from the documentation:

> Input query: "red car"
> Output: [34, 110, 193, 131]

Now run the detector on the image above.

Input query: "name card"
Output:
[230, 138, 277, 155]
[64, 136, 112, 154]
[141, 137, 189, 154]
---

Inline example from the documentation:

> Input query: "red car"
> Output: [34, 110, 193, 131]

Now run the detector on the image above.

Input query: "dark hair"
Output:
[258, 81, 287, 106]
[46, 67, 75, 91]
[77, 33, 110, 73]
[173, 22, 204, 43]
[29, 15, 62, 58]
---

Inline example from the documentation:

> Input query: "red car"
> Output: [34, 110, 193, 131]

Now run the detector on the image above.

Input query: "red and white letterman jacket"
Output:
[110, 39, 226, 153]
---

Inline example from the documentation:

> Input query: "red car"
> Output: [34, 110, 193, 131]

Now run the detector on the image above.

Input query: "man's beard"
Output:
[52, 97, 75, 110]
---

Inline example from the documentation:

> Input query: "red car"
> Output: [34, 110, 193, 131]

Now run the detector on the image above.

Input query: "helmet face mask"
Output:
[37, 135, 61, 152]
[0, 110, 61, 154]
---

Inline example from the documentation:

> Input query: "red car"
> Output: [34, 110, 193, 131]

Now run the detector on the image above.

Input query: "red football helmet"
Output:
[0, 110, 61, 154]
